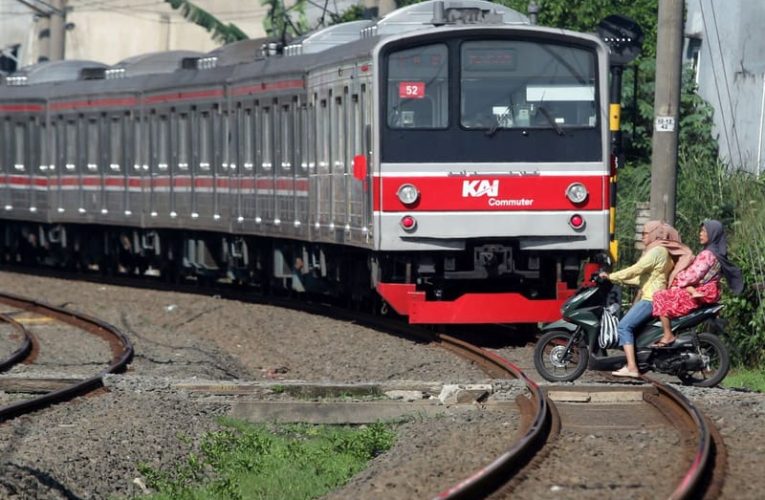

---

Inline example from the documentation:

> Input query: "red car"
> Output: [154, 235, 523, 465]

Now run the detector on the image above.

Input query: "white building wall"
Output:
[686, 0, 765, 174]
[2, 0, 372, 69]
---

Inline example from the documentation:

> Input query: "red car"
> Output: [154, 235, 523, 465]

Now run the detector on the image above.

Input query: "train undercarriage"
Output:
[0, 221, 596, 324]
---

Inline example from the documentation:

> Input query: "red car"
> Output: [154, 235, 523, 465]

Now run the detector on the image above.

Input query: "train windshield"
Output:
[461, 40, 597, 131]
[386, 44, 449, 129]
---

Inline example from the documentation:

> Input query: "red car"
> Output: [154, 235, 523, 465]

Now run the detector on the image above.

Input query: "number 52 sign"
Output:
[399, 82, 425, 99]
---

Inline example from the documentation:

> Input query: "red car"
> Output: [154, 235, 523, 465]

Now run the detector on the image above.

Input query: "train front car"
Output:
[372, 4, 611, 324]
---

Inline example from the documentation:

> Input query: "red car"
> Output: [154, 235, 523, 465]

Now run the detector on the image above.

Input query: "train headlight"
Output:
[397, 184, 420, 206]
[565, 182, 588, 204]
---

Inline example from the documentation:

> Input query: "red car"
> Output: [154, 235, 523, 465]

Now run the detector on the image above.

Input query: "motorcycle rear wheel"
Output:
[678, 332, 730, 387]
[533, 329, 589, 382]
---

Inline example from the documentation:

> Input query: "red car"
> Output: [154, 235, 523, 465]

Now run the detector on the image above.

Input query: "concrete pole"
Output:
[48, 0, 66, 61]
[649, 0, 684, 225]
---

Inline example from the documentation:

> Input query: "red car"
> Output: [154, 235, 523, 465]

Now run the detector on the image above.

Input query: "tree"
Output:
[164, 0, 248, 44]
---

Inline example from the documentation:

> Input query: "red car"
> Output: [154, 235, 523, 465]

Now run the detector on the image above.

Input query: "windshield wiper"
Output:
[537, 105, 564, 136]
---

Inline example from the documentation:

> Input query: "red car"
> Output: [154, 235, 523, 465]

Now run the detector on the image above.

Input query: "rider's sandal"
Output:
[611, 367, 640, 378]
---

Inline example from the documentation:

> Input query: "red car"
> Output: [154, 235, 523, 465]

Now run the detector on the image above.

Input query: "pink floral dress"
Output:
[652, 250, 721, 318]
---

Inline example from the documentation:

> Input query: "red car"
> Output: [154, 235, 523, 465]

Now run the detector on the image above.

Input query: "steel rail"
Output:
[432, 337, 554, 500]
[0, 313, 34, 371]
[642, 374, 726, 500]
[0, 291, 133, 421]
[0, 268, 555, 496]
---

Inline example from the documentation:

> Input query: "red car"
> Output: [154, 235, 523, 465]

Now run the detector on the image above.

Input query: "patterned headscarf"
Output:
[702, 219, 744, 295]
[643, 220, 694, 284]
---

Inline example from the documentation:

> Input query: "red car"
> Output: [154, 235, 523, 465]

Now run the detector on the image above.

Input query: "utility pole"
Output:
[649, 0, 684, 225]
[47, 0, 67, 61]
[17, 0, 66, 61]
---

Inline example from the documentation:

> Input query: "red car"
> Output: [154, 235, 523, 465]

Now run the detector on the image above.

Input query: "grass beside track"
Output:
[137, 418, 395, 499]
[723, 367, 765, 393]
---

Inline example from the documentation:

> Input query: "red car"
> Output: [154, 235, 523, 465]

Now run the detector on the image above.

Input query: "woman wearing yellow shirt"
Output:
[600, 221, 691, 378]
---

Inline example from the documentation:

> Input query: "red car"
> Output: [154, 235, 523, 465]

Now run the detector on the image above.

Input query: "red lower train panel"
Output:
[376, 283, 576, 324]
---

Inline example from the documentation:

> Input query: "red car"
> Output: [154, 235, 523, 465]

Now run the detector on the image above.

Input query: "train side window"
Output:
[157, 115, 169, 171]
[299, 104, 310, 171]
[386, 43, 449, 129]
[39, 123, 48, 172]
[243, 108, 253, 170]
[280, 104, 291, 171]
[318, 99, 329, 172]
[333, 95, 345, 172]
[48, 120, 58, 172]
[220, 111, 231, 172]
[262, 107, 272, 170]
[0, 120, 7, 172]
[351, 91, 361, 158]
[199, 111, 211, 171]
[177, 113, 189, 170]
[13, 122, 26, 171]
[133, 117, 145, 171]
[109, 116, 122, 171]
[65, 120, 77, 171]
[86, 118, 98, 171]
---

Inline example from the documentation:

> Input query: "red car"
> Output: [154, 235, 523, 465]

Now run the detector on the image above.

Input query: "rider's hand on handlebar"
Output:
[598, 272, 610, 281]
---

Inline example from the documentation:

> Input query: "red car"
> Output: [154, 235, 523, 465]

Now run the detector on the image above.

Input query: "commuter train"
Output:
[0, 0, 615, 324]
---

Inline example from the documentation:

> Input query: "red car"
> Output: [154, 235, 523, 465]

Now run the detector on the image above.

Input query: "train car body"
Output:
[0, 0, 612, 325]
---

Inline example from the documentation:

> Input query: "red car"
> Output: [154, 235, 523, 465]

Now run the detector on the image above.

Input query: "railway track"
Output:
[491, 376, 726, 499]
[0, 268, 727, 499]
[0, 291, 133, 421]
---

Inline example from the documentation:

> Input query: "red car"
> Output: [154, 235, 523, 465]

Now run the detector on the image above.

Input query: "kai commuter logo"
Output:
[462, 179, 499, 197]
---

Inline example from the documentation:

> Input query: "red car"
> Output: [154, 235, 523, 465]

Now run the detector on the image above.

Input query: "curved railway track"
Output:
[0, 268, 727, 498]
[0, 291, 134, 421]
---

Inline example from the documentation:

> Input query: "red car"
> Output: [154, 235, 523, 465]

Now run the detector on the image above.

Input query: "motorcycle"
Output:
[533, 276, 730, 386]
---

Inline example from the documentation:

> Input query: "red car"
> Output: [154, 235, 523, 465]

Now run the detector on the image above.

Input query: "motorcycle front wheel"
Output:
[678, 332, 730, 387]
[533, 329, 589, 382]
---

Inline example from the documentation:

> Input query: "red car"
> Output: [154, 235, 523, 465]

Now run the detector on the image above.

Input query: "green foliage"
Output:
[164, 0, 248, 44]
[138, 419, 396, 499]
[498, 0, 657, 56]
[261, 0, 309, 41]
[723, 367, 765, 392]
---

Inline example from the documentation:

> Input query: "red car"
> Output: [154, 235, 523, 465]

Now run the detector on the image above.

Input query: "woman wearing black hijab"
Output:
[651, 219, 744, 347]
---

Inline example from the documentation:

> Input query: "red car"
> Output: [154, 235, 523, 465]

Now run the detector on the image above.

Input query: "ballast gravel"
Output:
[0, 270, 763, 499]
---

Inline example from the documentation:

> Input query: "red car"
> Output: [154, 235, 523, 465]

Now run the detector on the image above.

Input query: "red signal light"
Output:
[569, 214, 585, 230]
[400, 215, 417, 231]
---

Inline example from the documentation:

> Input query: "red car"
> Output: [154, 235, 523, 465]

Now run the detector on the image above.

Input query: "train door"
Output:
[348, 86, 364, 240]
[149, 111, 170, 220]
[9, 118, 31, 215]
[173, 110, 192, 220]
[193, 108, 214, 221]
[83, 115, 102, 215]
[60, 116, 80, 215]
[129, 113, 147, 219]
[331, 89, 348, 234]
[257, 103, 275, 229]
[216, 106, 233, 223]
[104, 113, 126, 219]
[0, 117, 8, 212]
[30, 117, 46, 218]
[276, 99, 295, 231]
[298, 100, 313, 238]
[38, 118, 54, 216]
[315, 94, 330, 238]
[240, 103, 257, 225]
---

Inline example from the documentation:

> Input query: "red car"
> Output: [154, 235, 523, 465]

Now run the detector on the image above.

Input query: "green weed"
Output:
[136, 419, 395, 499]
